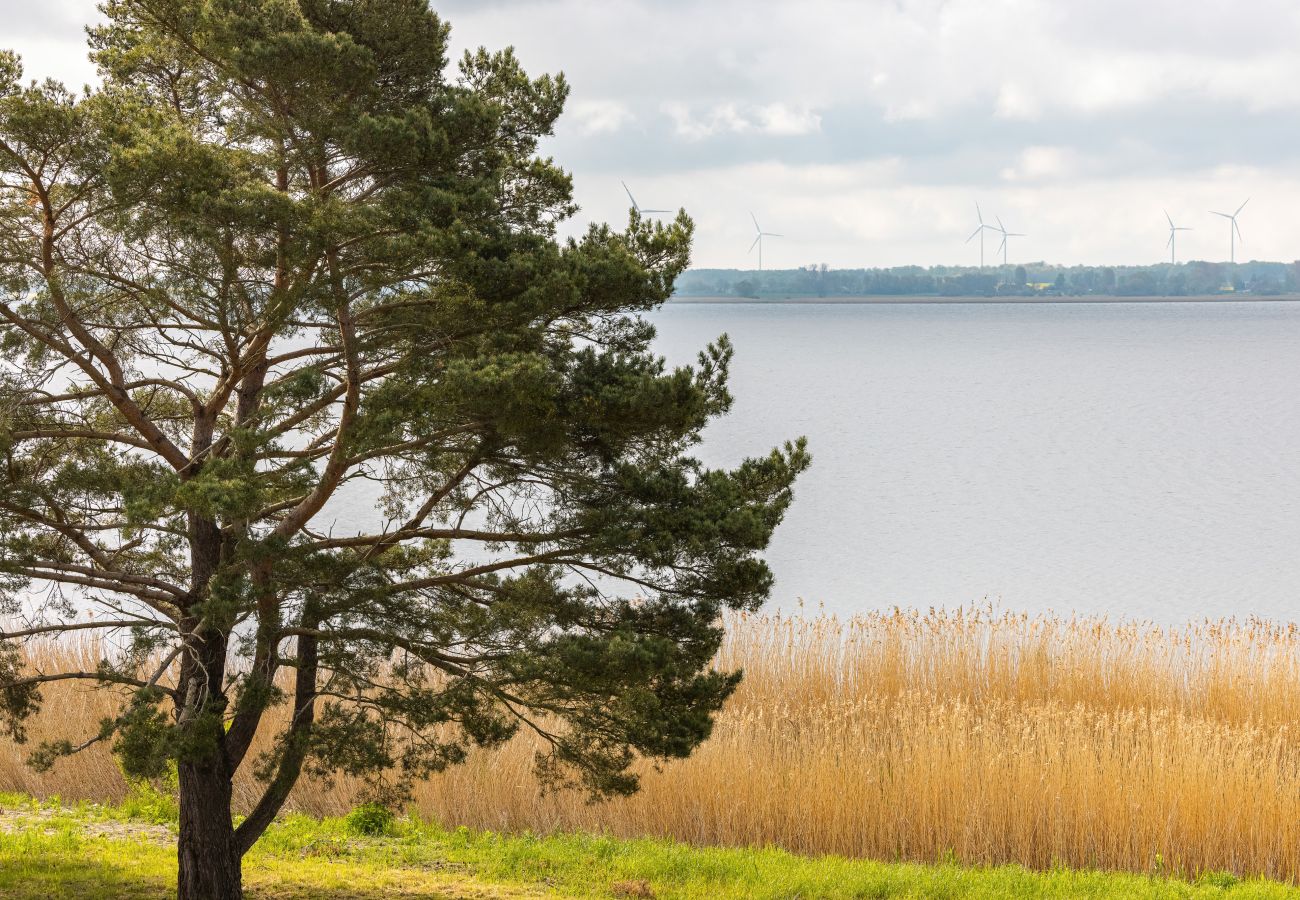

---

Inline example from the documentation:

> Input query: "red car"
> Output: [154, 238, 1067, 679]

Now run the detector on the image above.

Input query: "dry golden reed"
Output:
[6, 607, 1300, 880]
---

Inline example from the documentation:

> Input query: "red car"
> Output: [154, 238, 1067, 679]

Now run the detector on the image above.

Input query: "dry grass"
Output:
[7, 607, 1300, 881]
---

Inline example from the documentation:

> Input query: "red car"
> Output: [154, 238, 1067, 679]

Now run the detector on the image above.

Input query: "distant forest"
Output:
[674, 261, 1300, 298]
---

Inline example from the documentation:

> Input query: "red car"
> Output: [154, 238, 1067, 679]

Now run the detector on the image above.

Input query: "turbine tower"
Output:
[965, 202, 997, 268]
[622, 181, 670, 217]
[994, 216, 1025, 266]
[1164, 211, 1192, 264]
[1209, 199, 1249, 263]
[749, 212, 782, 271]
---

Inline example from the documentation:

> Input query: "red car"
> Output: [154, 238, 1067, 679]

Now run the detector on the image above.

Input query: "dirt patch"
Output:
[0, 802, 175, 846]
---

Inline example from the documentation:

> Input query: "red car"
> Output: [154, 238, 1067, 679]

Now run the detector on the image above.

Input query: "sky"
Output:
[6, 0, 1300, 269]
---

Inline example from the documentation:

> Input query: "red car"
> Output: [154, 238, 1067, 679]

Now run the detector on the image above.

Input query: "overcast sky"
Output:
[7, 0, 1300, 268]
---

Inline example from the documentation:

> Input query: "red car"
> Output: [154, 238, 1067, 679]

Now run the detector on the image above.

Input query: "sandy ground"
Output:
[0, 800, 175, 845]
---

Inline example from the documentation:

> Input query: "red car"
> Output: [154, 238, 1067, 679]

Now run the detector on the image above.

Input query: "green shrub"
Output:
[1196, 870, 1241, 889]
[343, 802, 396, 837]
[117, 761, 179, 825]
[119, 779, 179, 825]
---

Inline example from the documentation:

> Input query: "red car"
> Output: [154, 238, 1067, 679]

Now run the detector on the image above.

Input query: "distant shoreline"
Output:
[669, 294, 1300, 305]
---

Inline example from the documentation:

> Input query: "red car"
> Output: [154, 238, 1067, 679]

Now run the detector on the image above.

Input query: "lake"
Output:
[650, 300, 1300, 622]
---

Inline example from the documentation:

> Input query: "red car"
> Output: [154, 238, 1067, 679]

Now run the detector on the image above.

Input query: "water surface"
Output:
[650, 301, 1300, 621]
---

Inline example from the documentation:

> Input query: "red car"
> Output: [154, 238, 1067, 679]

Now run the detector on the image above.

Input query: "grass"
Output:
[2, 791, 1299, 899]
[9, 608, 1300, 881]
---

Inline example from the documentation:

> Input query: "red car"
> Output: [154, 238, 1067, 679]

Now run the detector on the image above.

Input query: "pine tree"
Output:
[0, 2, 808, 897]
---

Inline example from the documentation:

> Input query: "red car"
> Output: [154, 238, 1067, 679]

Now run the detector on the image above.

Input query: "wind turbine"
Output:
[965, 202, 997, 268]
[1164, 211, 1192, 264]
[993, 216, 1025, 266]
[749, 212, 782, 271]
[622, 181, 670, 217]
[1209, 198, 1249, 263]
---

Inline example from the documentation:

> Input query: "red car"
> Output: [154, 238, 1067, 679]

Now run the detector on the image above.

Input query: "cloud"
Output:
[9, 0, 1300, 267]
[2, 0, 101, 87]
[663, 101, 822, 140]
[994, 84, 1040, 121]
[1000, 146, 1077, 183]
[754, 104, 822, 136]
[567, 99, 634, 136]
[1, 0, 90, 40]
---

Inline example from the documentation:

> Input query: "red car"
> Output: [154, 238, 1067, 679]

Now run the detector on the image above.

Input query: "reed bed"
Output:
[6, 607, 1300, 880]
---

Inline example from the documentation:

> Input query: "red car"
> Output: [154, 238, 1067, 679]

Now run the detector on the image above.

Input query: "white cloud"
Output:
[10, 0, 1300, 267]
[1000, 146, 1076, 183]
[994, 83, 1040, 121]
[571, 160, 1300, 270]
[567, 99, 634, 136]
[753, 103, 821, 136]
[662, 101, 822, 139]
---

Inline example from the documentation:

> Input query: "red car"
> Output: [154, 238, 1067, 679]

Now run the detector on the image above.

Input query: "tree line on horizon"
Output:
[675, 260, 1300, 298]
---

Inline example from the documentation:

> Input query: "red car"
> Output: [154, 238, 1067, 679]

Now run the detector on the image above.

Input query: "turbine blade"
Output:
[622, 181, 638, 209]
[996, 215, 1006, 233]
[643, 208, 671, 214]
[751, 211, 761, 233]
[765, 232, 783, 238]
[1235, 221, 1244, 241]
[1166, 233, 1174, 249]
[749, 235, 761, 252]
[966, 226, 983, 243]
[1210, 211, 1231, 218]
[976, 202, 984, 224]
[1236, 198, 1250, 216]
[1165, 209, 1174, 228]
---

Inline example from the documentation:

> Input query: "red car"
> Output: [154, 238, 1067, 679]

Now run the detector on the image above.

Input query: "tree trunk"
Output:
[177, 759, 242, 900]
[177, 490, 242, 899]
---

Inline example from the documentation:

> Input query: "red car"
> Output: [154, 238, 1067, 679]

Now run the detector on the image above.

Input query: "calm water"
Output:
[650, 301, 1300, 622]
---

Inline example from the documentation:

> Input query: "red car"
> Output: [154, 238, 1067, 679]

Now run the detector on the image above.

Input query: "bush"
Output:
[115, 759, 179, 825]
[343, 802, 396, 837]
[119, 776, 179, 825]
[1196, 871, 1240, 889]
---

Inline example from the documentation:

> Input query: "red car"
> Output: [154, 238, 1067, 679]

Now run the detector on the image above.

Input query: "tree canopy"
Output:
[0, 1, 808, 896]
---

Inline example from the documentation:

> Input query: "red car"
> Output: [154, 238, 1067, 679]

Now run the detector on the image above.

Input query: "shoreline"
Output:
[670, 294, 1300, 305]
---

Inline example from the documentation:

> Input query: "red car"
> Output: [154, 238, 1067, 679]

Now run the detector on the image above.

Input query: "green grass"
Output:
[1, 791, 1298, 899]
